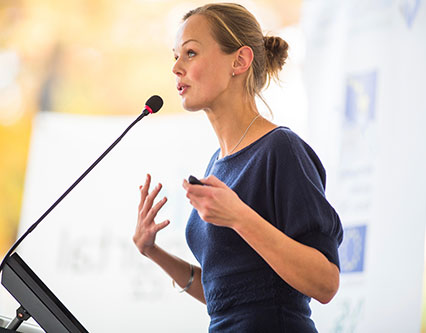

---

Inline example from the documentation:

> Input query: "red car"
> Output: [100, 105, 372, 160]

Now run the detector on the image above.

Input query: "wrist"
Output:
[142, 244, 158, 258]
[231, 203, 257, 233]
[172, 263, 195, 293]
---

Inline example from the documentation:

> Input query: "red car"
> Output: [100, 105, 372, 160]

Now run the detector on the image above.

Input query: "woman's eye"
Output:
[187, 50, 196, 58]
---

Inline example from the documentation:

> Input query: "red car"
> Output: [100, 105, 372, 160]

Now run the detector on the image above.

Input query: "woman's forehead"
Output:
[174, 15, 213, 50]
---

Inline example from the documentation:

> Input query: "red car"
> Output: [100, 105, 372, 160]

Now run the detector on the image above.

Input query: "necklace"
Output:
[228, 114, 261, 155]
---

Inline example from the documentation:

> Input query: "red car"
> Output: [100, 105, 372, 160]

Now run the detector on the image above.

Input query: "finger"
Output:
[154, 220, 170, 233]
[139, 174, 152, 209]
[186, 183, 209, 197]
[188, 198, 201, 211]
[138, 184, 145, 212]
[183, 180, 200, 197]
[141, 183, 163, 216]
[202, 175, 226, 188]
[146, 196, 168, 221]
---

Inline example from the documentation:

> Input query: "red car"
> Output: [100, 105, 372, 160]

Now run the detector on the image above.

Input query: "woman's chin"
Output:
[182, 100, 203, 112]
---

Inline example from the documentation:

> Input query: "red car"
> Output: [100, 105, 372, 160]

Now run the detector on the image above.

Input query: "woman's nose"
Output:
[172, 58, 184, 76]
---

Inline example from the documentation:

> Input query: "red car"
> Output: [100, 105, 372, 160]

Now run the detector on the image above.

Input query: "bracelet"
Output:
[172, 263, 194, 293]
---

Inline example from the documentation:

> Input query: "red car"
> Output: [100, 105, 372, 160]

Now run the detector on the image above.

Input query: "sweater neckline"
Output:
[215, 126, 287, 163]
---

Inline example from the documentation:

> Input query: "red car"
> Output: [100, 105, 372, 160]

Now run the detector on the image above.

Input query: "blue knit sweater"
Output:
[186, 127, 343, 327]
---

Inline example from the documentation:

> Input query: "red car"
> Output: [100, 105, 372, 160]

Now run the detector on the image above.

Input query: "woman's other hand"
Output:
[183, 175, 247, 229]
[133, 174, 170, 256]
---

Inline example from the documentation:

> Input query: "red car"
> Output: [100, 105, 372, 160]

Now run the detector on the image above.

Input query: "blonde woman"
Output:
[133, 3, 343, 331]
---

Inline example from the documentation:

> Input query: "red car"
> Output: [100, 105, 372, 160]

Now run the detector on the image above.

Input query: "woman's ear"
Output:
[232, 46, 254, 76]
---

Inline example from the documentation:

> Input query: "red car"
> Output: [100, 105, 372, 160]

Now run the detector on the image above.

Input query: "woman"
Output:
[133, 3, 343, 332]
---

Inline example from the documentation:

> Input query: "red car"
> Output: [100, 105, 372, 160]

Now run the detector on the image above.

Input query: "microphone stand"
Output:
[0, 109, 152, 274]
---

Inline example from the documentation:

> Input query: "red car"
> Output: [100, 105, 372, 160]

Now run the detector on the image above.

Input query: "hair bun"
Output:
[263, 36, 289, 80]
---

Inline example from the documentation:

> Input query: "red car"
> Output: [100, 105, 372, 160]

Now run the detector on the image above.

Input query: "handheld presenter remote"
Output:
[188, 175, 204, 186]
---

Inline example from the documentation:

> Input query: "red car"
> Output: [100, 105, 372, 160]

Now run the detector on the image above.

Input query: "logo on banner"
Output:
[399, 0, 421, 28]
[339, 225, 367, 273]
[345, 71, 377, 129]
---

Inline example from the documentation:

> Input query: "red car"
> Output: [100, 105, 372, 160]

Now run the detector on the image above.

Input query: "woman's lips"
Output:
[177, 83, 190, 96]
[179, 86, 189, 95]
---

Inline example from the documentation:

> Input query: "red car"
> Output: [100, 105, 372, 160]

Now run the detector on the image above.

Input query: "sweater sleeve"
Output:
[272, 130, 343, 270]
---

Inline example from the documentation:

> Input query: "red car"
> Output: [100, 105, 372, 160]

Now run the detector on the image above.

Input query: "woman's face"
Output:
[172, 14, 235, 111]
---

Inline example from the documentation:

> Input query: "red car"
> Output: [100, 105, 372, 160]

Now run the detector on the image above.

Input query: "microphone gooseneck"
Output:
[0, 95, 164, 273]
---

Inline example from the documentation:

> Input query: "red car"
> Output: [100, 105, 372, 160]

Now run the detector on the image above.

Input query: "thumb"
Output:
[155, 220, 170, 233]
[202, 175, 227, 188]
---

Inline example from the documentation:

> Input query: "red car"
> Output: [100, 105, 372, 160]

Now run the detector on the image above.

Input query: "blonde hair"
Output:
[183, 3, 289, 100]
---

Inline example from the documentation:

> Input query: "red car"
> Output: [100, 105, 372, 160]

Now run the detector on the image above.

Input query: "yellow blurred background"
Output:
[0, 0, 300, 256]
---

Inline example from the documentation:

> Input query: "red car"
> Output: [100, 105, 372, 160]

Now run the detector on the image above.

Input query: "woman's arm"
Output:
[142, 245, 205, 304]
[232, 209, 339, 304]
[133, 174, 205, 304]
[183, 175, 339, 304]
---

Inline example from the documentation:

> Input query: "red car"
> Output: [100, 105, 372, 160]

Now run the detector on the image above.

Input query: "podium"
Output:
[1, 314, 45, 332]
[1, 253, 88, 332]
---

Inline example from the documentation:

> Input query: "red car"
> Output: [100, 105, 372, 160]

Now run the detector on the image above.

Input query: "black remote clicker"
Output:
[188, 175, 204, 186]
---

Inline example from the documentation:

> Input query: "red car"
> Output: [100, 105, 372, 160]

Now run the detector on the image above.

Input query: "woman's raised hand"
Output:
[133, 174, 170, 256]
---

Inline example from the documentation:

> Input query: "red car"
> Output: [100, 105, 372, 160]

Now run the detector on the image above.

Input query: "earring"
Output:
[232, 72, 235, 77]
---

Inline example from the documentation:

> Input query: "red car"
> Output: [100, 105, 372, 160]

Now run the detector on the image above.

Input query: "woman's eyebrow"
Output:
[173, 39, 200, 52]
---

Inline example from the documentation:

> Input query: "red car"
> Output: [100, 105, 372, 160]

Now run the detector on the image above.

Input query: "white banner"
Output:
[302, 0, 426, 332]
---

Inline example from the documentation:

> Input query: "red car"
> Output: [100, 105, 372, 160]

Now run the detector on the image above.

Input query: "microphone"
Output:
[141, 95, 163, 117]
[0, 95, 164, 273]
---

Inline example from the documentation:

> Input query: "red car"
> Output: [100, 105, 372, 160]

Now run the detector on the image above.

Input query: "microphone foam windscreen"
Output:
[145, 95, 164, 113]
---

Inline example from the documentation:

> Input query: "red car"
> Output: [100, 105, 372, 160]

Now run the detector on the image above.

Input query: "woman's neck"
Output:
[204, 96, 276, 158]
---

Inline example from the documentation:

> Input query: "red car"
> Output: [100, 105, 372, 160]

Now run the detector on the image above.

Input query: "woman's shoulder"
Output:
[264, 126, 326, 186]
[259, 126, 307, 154]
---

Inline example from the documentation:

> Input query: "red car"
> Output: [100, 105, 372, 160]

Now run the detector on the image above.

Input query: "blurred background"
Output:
[0, 0, 425, 332]
[0, 0, 299, 254]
